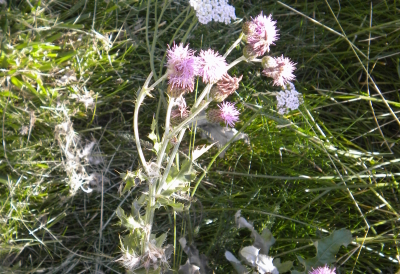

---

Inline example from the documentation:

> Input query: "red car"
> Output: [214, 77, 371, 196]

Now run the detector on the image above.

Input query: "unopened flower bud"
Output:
[242, 21, 256, 35]
[261, 56, 277, 69]
[243, 45, 257, 60]
[170, 97, 189, 126]
[210, 74, 243, 102]
[167, 84, 188, 98]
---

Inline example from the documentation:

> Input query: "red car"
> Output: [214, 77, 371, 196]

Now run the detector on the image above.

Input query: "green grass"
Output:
[1, 0, 400, 273]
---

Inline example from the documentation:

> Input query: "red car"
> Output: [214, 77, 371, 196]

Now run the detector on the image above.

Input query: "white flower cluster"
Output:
[276, 83, 303, 115]
[189, 0, 236, 25]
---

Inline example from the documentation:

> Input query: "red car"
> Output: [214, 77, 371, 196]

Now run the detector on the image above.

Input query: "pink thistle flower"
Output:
[309, 265, 336, 274]
[246, 12, 279, 57]
[262, 55, 296, 86]
[198, 49, 228, 83]
[207, 102, 240, 127]
[166, 43, 199, 92]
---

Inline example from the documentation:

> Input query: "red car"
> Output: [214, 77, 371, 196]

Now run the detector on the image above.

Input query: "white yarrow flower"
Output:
[275, 82, 303, 115]
[189, 0, 236, 25]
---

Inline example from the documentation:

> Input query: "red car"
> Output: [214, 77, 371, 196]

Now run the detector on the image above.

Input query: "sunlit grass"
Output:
[0, 0, 399, 273]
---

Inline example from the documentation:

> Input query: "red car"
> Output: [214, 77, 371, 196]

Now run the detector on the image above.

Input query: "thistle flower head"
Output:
[198, 49, 228, 83]
[210, 73, 243, 102]
[166, 43, 199, 92]
[309, 265, 336, 274]
[207, 101, 240, 127]
[246, 12, 279, 56]
[262, 55, 296, 86]
[275, 82, 303, 115]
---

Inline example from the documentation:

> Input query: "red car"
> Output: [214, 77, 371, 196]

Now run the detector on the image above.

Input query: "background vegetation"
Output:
[1, 0, 399, 273]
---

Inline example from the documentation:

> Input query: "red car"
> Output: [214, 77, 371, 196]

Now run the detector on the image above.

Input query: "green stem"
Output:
[223, 32, 244, 58]
[133, 72, 154, 174]
[157, 128, 186, 195]
[144, 179, 156, 247]
[156, 97, 175, 168]
[192, 84, 212, 109]
[227, 55, 247, 71]
[169, 100, 211, 138]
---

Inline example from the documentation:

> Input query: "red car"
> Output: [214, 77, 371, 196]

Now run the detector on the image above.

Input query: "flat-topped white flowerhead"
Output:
[198, 49, 228, 83]
[275, 82, 303, 115]
[166, 43, 199, 93]
[190, 0, 236, 25]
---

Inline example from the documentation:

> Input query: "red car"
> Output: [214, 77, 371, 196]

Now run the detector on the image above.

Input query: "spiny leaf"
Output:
[273, 258, 293, 273]
[164, 160, 195, 192]
[192, 143, 215, 161]
[116, 207, 144, 231]
[120, 169, 145, 194]
[294, 229, 352, 273]
[148, 117, 161, 153]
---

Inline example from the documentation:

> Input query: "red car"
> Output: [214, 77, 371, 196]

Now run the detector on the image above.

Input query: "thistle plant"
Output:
[117, 10, 303, 273]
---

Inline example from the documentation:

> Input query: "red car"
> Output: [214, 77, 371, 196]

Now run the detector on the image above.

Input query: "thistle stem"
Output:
[227, 55, 247, 71]
[134, 72, 154, 174]
[156, 97, 175, 168]
[223, 32, 244, 58]
[157, 128, 186, 195]
[192, 83, 212, 109]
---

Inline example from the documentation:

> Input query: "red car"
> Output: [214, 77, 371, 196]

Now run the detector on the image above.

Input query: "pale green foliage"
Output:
[292, 229, 352, 274]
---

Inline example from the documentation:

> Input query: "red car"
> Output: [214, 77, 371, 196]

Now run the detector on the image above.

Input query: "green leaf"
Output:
[192, 143, 215, 161]
[273, 258, 293, 273]
[155, 233, 167, 248]
[0, 91, 19, 99]
[36, 163, 49, 169]
[120, 169, 145, 194]
[178, 260, 200, 274]
[148, 117, 161, 154]
[156, 197, 185, 212]
[164, 160, 195, 193]
[253, 227, 276, 255]
[10, 76, 23, 88]
[294, 229, 352, 273]
[116, 207, 144, 231]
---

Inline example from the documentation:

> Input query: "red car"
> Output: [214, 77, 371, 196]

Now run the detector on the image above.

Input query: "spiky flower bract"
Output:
[309, 265, 336, 274]
[207, 102, 240, 127]
[262, 55, 296, 86]
[170, 97, 190, 126]
[198, 49, 228, 83]
[246, 12, 279, 57]
[167, 84, 188, 98]
[210, 73, 243, 102]
[166, 43, 199, 92]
